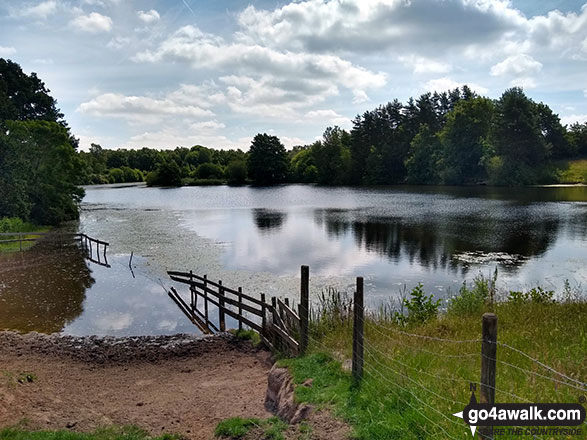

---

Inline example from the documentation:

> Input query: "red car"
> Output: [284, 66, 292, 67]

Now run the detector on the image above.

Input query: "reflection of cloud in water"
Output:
[157, 319, 178, 331]
[94, 312, 133, 331]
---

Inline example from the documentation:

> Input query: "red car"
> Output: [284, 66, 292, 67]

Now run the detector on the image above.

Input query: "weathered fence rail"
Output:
[167, 266, 310, 356]
[0, 231, 111, 267]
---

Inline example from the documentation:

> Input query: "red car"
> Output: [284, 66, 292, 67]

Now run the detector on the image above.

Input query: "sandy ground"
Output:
[0, 331, 273, 439]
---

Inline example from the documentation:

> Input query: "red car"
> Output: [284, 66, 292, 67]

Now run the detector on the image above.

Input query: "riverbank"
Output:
[0, 332, 272, 440]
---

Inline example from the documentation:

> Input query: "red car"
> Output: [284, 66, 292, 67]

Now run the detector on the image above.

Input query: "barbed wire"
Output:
[369, 318, 482, 344]
[492, 341, 586, 388]
[481, 354, 587, 393]
[366, 319, 480, 360]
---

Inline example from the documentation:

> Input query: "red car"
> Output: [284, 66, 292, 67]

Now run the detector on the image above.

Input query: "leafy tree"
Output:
[196, 162, 224, 179]
[247, 133, 288, 184]
[567, 123, 587, 157]
[0, 58, 64, 124]
[226, 159, 247, 184]
[405, 124, 441, 184]
[0, 120, 84, 224]
[440, 97, 494, 184]
[146, 159, 182, 186]
[312, 127, 351, 185]
[290, 148, 318, 183]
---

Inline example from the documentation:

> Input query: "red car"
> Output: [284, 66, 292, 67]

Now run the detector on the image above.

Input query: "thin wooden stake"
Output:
[352, 277, 364, 383]
[480, 313, 497, 440]
[218, 280, 226, 332]
[299, 265, 309, 356]
[203, 274, 209, 325]
[238, 287, 243, 331]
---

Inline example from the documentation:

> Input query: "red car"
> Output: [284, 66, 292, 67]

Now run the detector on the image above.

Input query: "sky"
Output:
[1, 0, 587, 151]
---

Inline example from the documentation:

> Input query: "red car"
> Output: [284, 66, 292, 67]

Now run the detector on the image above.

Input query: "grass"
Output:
[279, 279, 587, 440]
[0, 427, 180, 440]
[229, 329, 262, 346]
[0, 217, 49, 252]
[214, 417, 287, 439]
[555, 158, 587, 184]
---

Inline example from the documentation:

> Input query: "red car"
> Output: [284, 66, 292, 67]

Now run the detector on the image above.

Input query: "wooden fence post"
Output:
[238, 287, 243, 331]
[480, 313, 497, 440]
[299, 265, 309, 356]
[19, 233, 22, 252]
[203, 274, 209, 324]
[218, 280, 226, 332]
[352, 276, 364, 383]
[261, 293, 267, 333]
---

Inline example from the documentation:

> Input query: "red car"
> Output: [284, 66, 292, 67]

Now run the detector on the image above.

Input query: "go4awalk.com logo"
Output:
[453, 391, 586, 437]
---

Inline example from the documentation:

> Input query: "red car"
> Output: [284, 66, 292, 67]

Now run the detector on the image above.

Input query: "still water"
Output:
[1, 184, 586, 335]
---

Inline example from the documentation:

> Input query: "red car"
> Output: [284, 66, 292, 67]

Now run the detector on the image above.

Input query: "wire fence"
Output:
[306, 275, 586, 440]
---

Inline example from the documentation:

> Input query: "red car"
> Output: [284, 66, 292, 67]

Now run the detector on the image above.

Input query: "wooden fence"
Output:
[0, 231, 110, 267]
[167, 266, 310, 356]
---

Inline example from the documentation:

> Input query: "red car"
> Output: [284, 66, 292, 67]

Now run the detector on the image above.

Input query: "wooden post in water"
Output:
[238, 287, 243, 331]
[218, 280, 226, 332]
[480, 313, 497, 440]
[203, 274, 209, 325]
[299, 265, 309, 356]
[189, 270, 194, 310]
[352, 277, 364, 383]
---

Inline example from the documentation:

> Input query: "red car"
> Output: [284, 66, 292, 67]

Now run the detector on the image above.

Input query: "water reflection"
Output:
[252, 209, 287, 232]
[0, 238, 94, 333]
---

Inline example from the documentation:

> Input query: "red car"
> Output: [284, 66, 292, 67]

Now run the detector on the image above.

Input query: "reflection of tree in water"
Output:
[0, 237, 94, 333]
[252, 209, 287, 232]
[315, 208, 562, 275]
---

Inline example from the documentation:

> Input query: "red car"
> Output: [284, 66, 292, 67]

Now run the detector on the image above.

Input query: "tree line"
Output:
[78, 86, 587, 188]
[2, 57, 587, 226]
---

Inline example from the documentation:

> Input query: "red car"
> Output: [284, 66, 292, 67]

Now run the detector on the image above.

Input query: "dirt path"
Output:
[0, 331, 272, 439]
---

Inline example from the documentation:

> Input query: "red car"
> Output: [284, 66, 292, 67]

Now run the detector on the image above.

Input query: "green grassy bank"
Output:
[555, 158, 587, 184]
[0, 427, 179, 440]
[278, 280, 587, 439]
[0, 217, 49, 252]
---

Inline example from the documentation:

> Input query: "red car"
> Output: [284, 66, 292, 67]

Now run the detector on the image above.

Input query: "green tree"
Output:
[196, 162, 224, 179]
[226, 160, 247, 184]
[0, 120, 84, 224]
[312, 127, 351, 185]
[146, 159, 182, 186]
[0, 58, 64, 124]
[247, 133, 288, 184]
[440, 97, 494, 184]
[405, 124, 441, 184]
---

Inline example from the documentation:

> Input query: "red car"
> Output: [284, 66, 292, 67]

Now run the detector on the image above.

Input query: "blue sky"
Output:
[1, 0, 586, 151]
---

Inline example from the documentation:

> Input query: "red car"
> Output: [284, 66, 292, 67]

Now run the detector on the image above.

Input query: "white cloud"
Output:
[20, 0, 57, 18]
[235, 0, 525, 55]
[0, 46, 17, 57]
[107, 36, 130, 50]
[423, 77, 488, 95]
[399, 55, 452, 74]
[124, 128, 246, 151]
[78, 90, 214, 124]
[490, 54, 543, 77]
[71, 12, 113, 33]
[560, 114, 587, 125]
[190, 120, 226, 131]
[304, 109, 350, 127]
[509, 77, 537, 89]
[134, 25, 386, 113]
[137, 9, 160, 24]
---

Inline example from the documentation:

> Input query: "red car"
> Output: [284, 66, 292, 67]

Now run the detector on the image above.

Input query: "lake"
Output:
[1, 184, 586, 336]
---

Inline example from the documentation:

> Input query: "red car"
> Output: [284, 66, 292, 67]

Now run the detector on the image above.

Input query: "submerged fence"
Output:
[169, 266, 586, 440]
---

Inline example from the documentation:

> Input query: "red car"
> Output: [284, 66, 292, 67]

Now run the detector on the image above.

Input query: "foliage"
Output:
[196, 162, 224, 180]
[400, 283, 441, 324]
[288, 284, 586, 439]
[247, 133, 288, 185]
[508, 287, 555, 304]
[404, 124, 441, 184]
[0, 217, 37, 233]
[230, 329, 261, 346]
[448, 270, 498, 315]
[214, 417, 286, 440]
[0, 120, 84, 225]
[226, 159, 247, 184]
[0, 426, 180, 440]
[0, 59, 64, 124]
[145, 160, 182, 187]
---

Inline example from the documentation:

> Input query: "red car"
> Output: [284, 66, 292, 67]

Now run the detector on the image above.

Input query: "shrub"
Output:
[226, 160, 247, 184]
[508, 287, 555, 304]
[448, 270, 497, 315]
[196, 162, 224, 180]
[401, 283, 440, 324]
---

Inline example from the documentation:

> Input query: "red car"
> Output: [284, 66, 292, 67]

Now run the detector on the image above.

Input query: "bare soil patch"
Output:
[0, 331, 272, 439]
